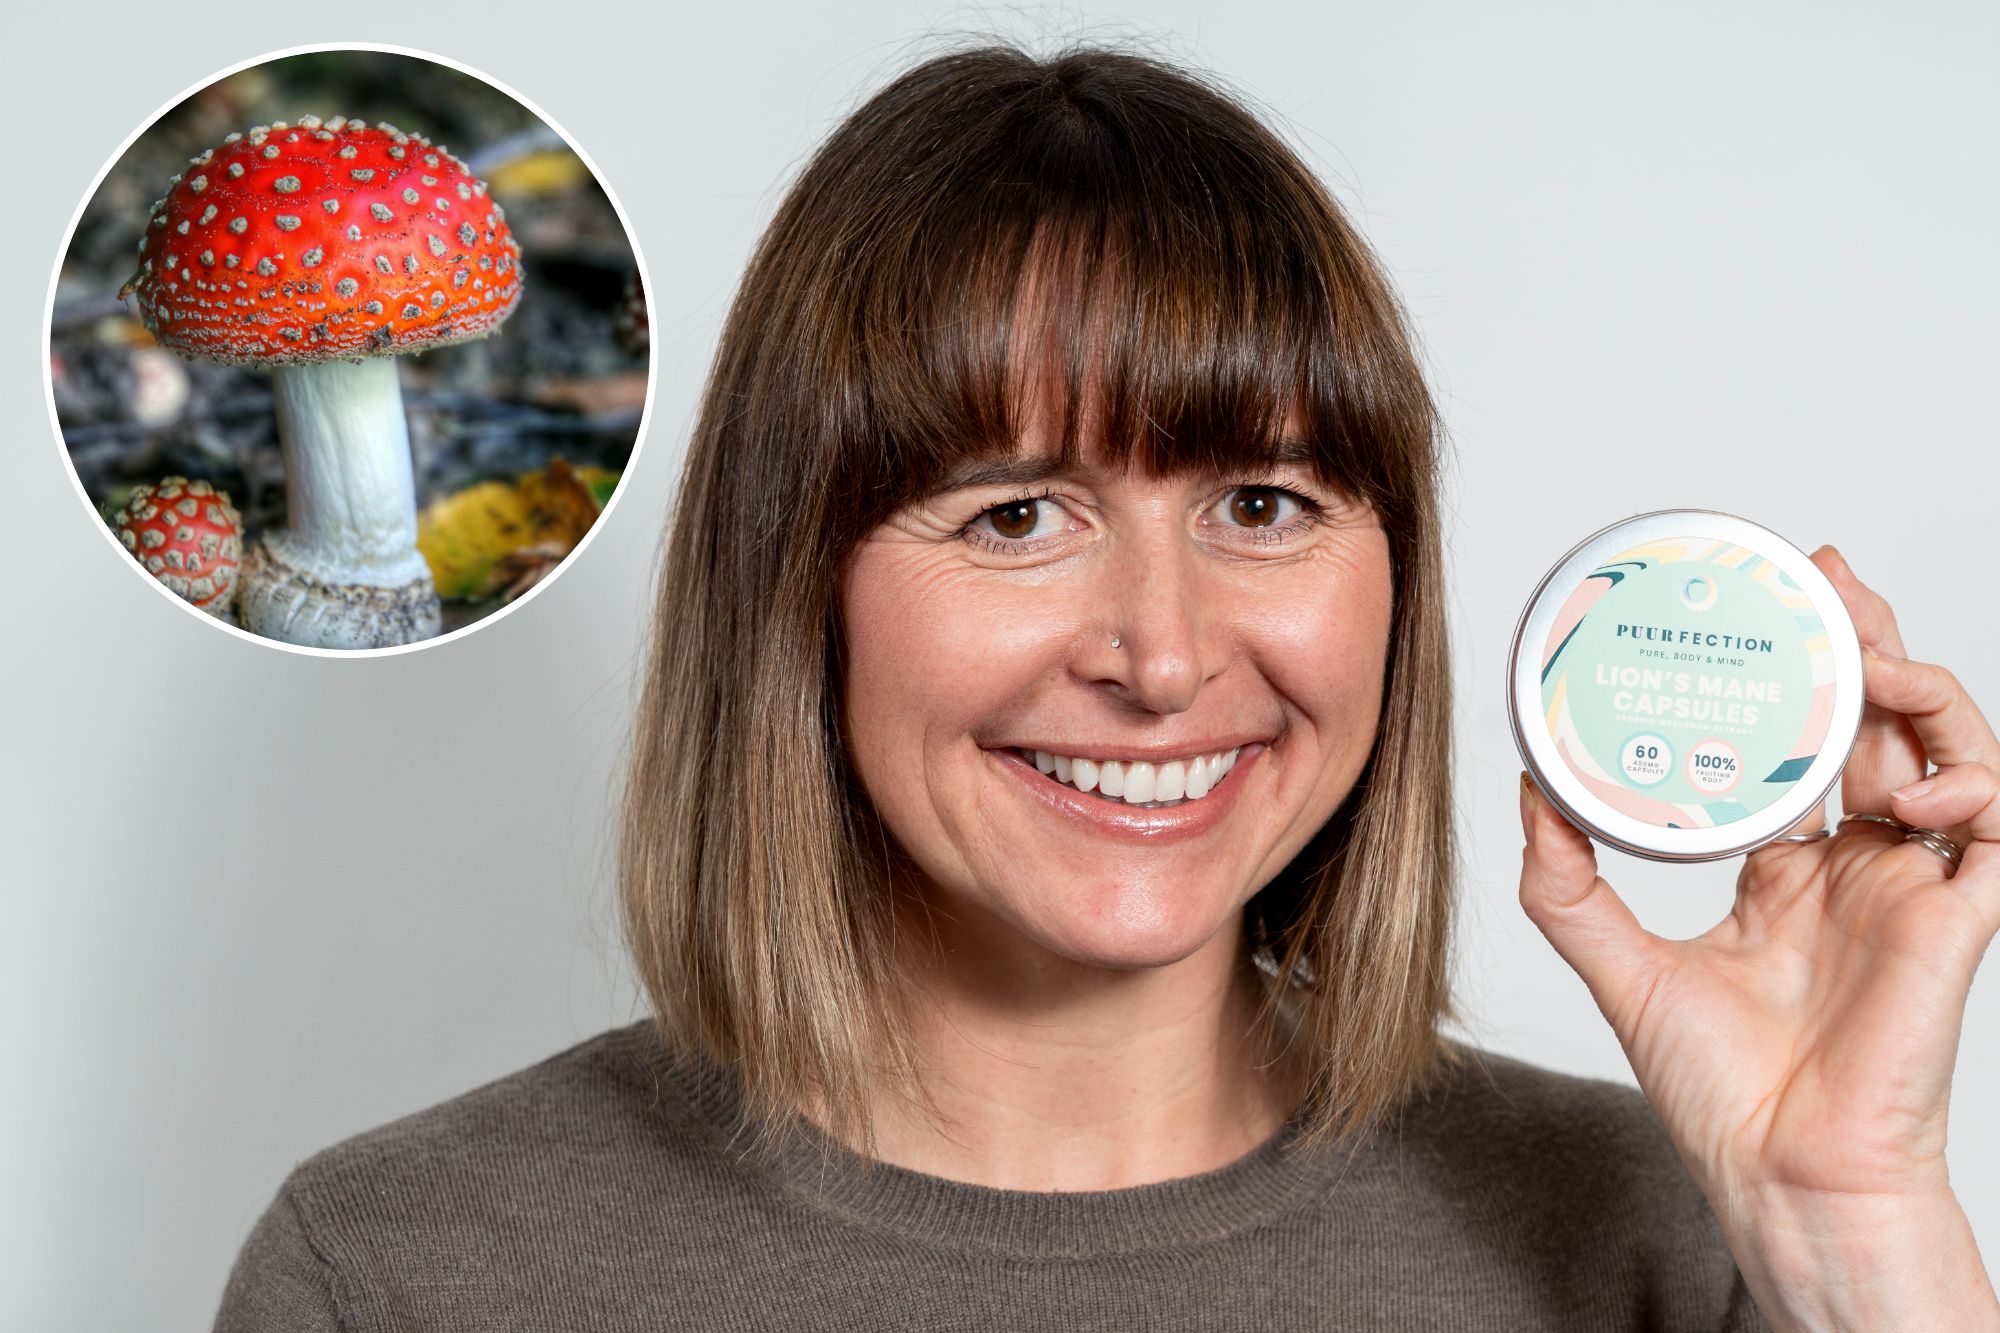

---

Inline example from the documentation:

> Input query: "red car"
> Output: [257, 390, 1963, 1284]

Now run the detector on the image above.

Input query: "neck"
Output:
[832, 892, 1307, 1192]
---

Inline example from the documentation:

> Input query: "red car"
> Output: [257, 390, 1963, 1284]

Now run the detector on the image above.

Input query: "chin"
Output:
[1011, 873, 1238, 972]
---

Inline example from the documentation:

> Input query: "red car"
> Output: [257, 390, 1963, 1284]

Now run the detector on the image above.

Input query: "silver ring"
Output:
[1770, 827, 1832, 843]
[1839, 812, 1913, 835]
[1904, 827, 1966, 875]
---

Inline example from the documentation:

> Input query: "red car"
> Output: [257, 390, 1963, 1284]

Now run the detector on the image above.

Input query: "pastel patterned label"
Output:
[1538, 537, 1835, 829]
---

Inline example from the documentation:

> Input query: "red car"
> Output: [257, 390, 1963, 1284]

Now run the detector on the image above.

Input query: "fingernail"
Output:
[1519, 770, 1539, 842]
[1890, 778, 1934, 801]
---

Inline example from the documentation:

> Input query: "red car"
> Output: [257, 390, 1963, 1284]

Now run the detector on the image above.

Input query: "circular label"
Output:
[1686, 739, 1743, 795]
[1617, 731, 1674, 786]
[1536, 537, 1833, 830]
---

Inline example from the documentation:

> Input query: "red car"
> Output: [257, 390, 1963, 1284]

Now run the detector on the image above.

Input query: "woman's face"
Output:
[838, 401, 1395, 975]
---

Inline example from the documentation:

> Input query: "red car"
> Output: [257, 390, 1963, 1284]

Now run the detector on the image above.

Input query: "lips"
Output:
[988, 742, 1265, 841]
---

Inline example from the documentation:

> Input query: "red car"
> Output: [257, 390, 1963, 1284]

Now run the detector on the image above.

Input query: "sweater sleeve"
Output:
[211, 1180, 347, 1332]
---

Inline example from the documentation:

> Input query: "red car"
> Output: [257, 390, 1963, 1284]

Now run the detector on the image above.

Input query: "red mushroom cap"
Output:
[111, 477, 244, 614]
[119, 116, 523, 365]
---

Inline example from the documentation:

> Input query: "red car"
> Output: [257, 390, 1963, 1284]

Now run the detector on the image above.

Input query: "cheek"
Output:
[1244, 538, 1395, 729]
[837, 544, 1052, 803]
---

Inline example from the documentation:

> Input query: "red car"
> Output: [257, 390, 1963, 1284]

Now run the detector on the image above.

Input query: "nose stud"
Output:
[1110, 636, 1121, 649]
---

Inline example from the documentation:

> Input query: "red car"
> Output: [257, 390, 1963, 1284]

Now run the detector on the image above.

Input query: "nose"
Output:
[1086, 519, 1229, 714]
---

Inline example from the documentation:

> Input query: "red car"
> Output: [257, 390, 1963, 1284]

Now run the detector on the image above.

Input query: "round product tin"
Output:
[1507, 510, 1864, 862]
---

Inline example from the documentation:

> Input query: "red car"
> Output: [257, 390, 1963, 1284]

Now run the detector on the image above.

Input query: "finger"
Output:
[1518, 772, 1675, 1042]
[1810, 546, 1928, 804]
[1861, 650, 2000, 774]
[1886, 760, 2000, 928]
[1813, 544, 1911, 657]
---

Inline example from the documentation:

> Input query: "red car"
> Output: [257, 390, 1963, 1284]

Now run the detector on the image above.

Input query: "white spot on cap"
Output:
[336, 277, 358, 298]
[256, 259, 277, 277]
[458, 222, 477, 247]
[273, 176, 301, 194]
[401, 187, 420, 205]
[375, 255, 393, 274]
[229, 217, 248, 234]
[350, 168, 375, 182]
[322, 199, 339, 214]
[262, 145, 279, 159]
[427, 234, 447, 257]
[274, 215, 302, 231]
[228, 163, 245, 179]
[302, 247, 324, 268]
[370, 203, 393, 222]
[401, 303, 422, 319]
[189, 175, 209, 193]
[199, 205, 218, 225]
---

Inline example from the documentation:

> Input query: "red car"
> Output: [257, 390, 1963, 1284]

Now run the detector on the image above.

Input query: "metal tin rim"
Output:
[1506, 509, 1864, 863]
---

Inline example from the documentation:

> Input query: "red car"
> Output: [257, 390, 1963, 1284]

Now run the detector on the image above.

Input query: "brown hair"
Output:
[619, 38, 1466, 1170]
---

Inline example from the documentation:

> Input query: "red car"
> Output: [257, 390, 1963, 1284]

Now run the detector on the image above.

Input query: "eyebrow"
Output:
[935, 436, 1320, 492]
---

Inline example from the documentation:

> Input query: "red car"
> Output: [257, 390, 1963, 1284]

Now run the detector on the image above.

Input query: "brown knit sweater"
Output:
[212, 1020, 1768, 1330]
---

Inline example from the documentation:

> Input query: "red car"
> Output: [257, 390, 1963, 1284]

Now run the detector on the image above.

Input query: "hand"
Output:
[1517, 543, 1999, 1324]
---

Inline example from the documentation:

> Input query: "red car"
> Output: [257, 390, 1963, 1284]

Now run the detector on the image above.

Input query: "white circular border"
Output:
[42, 41, 657, 660]
[1506, 508, 1865, 862]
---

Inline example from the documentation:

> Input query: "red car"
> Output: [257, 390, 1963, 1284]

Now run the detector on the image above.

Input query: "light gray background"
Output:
[4, 2, 1994, 1327]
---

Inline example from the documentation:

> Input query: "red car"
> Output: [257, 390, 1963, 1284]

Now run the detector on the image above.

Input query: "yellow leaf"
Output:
[416, 457, 604, 601]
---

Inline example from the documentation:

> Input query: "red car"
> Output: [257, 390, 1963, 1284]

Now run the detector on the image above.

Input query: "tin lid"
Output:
[1506, 509, 1864, 862]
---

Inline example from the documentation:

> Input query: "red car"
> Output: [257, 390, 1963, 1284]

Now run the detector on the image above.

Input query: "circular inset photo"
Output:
[47, 45, 651, 653]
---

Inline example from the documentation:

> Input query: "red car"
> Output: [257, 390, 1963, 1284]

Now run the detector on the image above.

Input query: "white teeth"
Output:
[1017, 746, 1245, 805]
[1123, 761, 1156, 804]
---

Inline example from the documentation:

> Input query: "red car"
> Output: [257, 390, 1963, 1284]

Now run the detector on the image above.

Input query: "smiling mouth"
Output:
[1008, 746, 1242, 809]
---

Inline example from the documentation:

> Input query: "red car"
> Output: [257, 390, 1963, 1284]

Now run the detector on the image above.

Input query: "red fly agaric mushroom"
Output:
[118, 116, 524, 649]
[110, 476, 243, 618]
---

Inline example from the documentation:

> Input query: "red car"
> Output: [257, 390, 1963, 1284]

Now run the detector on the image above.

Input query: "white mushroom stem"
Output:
[236, 354, 442, 648]
[268, 356, 430, 584]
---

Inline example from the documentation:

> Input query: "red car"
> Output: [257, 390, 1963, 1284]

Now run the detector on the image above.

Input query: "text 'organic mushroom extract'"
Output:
[1507, 510, 1864, 862]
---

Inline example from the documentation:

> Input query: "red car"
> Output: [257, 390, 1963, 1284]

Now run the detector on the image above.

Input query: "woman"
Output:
[215, 43, 1999, 1330]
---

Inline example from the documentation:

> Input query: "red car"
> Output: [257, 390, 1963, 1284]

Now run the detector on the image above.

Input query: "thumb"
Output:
[1517, 770, 1673, 1042]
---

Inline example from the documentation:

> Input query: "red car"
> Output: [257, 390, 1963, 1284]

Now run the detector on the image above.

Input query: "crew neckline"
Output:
[617, 1020, 1371, 1259]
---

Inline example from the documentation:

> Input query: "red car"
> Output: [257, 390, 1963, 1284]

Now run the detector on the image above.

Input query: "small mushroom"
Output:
[110, 477, 243, 618]
[118, 116, 524, 649]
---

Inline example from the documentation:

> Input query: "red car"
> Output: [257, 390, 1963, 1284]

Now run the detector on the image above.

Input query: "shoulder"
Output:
[280, 1019, 709, 1217]
[1393, 1038, 1716, 1228]
[214, 1021, 724, 1330]
[1368, 1038, 1766, 1329]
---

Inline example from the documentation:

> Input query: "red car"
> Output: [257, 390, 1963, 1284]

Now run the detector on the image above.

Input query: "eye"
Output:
[967, 491, 1066, 544]
[1213, 485, 1304, 529]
